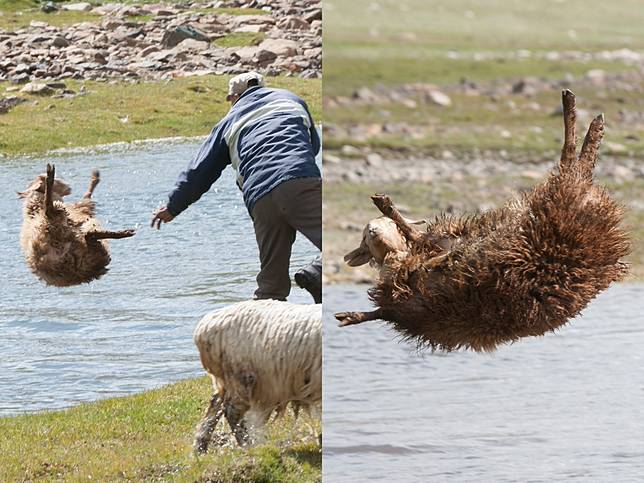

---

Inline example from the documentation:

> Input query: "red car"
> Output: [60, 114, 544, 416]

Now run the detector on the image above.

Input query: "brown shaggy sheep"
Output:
[335, 90, 630, 352]
[19, 164, 135, 287]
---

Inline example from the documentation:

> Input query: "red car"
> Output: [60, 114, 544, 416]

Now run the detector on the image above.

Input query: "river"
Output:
[323, 284, 644, 482]
[0, 140, 318, 416]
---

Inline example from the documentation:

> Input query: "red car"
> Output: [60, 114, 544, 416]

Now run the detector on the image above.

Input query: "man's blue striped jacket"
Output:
[167, 86, 321, 216]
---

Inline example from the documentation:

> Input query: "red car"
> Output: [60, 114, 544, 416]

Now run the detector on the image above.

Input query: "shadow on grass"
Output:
[285, 446, 322, 469]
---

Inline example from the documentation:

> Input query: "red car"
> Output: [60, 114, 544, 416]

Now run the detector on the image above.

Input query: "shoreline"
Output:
[0, 376, 321, 481]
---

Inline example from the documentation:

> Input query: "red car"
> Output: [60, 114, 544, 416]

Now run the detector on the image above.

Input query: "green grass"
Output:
[325, 0, 644, 96]
[326, 86, 644, 157]
[0, 377, 321, 482]
[0, 0, 101, 30]
[214, 31, 265, 48]
[0, 1, 266, 31]
[323, 0, 644, 156]
[0, 76, 321, 155]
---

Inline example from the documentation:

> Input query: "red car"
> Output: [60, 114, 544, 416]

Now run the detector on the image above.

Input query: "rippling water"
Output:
[0, 141, 318, 416]
[323, 284, 644, 482]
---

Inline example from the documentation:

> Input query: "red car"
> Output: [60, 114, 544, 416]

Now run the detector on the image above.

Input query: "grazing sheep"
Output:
[19, 164, 135, 287]
[335, 90, 630, 352]
[193, 299, 321, 452]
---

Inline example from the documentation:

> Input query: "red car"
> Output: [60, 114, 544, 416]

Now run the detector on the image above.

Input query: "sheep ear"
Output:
[344, 246, 372, 266]
[17, 191, 27, 199]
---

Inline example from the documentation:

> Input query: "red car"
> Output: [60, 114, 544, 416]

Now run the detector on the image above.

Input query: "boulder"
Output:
[426, 89, 452, 107]
[61, 3, 93, 12]
[258, 38, 298, 57]
[162, 26, 210, 48]
[278, 16, 310, 30]
[20, 82, 55, 95]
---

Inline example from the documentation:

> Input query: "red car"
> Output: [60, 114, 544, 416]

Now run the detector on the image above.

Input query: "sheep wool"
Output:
[19, 164, 135, 287]
[336, 90, 630, 352]
[193, 299, 321, 450]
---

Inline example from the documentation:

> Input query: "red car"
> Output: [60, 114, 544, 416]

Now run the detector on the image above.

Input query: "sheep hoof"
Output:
[193, 439, 209, 455]
[335, 311, 366, 327]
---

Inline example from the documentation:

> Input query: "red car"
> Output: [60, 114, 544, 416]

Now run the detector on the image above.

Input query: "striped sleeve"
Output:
[167, 122, 231, 217]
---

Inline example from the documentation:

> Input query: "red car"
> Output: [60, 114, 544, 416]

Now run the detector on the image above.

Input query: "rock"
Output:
[604, 141, 627, 155]
[234, 24, 265, 33]
[139, 45, 160, 58]
[365, 152, 383, 167]
[162, 26, 210, 48]
[29, 21, 49, 28]
[278, 16, 310, 30]
[61, 2, 93, 12]
[586, 69, 606, 83]
[20, 82, 55, 95]
[426, 89, 452, 107]
[175, 38, 210, 51]
[304, 9, 322, 23]
[0, 96, 27, 114]
[41, 2, 58, 13]
[51, 36, 70, 48]
[259, 38, 298, 57]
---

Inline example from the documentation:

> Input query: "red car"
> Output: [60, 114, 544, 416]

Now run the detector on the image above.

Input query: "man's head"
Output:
[227, 72, 265, 105]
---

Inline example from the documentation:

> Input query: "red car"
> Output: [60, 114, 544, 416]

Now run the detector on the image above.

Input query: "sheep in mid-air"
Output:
[19, 164, 135, 287]
[193, 299, 321, 452]
[336, 90, 630, 352]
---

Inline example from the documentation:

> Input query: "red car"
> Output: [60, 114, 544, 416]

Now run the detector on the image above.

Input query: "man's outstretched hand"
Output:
[151, 206, 175, 229]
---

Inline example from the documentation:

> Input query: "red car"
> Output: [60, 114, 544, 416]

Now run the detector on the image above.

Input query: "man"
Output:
[151, 72, 322, 303]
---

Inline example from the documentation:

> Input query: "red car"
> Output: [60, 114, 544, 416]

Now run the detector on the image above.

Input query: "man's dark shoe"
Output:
[294, 256, 322, 304]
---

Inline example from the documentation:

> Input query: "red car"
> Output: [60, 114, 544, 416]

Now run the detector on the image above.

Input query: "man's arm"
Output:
[167, 122, 231, 217]
[302, 99, 320, 156]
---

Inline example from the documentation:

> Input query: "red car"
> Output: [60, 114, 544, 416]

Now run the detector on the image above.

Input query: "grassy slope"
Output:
[0, 0, 265, 30]
[323, 0, 644, 152]
[0, 76, 321, 155]
[324, 0, 644, 96]
[0, 377, 321, 482]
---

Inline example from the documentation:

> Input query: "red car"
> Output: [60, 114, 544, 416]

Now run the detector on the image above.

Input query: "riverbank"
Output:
[0, 75, 320, 155]
[0, 377, 321, 482]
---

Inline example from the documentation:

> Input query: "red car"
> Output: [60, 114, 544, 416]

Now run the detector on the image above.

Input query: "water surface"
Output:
[0, 141, 317, 416]
[323, 284, 644, 482]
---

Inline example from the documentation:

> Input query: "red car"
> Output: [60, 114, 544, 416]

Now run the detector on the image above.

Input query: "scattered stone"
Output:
[259, 38, 298, 57]
[162, 26, 210, 48]
[20, 82, 55, 96]
[51, 36, 70, 48]
[604, 141, 627, 155]
[41, 2, 58, 13]
[61, 2, 93, 12]
[426, 89, 452, 107]
[0, 0, 321, 82]
[0, 96, 27, 114]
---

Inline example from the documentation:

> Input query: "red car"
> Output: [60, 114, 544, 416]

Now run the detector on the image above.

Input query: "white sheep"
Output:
[193, 299, 321, 452]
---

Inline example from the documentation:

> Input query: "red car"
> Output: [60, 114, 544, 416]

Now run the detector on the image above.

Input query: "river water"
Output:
[323, 284, 644, 482]
[0, 140, 318, 417]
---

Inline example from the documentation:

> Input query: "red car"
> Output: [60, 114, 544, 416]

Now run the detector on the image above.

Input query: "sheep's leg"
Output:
[85, 229, 136, 242]
[193, 392, 225, 454]
[83, 169, 100, 199]
[577, 113, 604, 182]
[335, 308, 384, 327]
[371, 194, 422, 244]
[559, 89, 577, 174]
[224, 400, 250, 447]
[44, 163, 55, 217]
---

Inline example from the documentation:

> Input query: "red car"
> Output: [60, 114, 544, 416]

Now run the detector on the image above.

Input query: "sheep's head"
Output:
[344, 216, 408, 267]
[18, 173, 71, 201]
